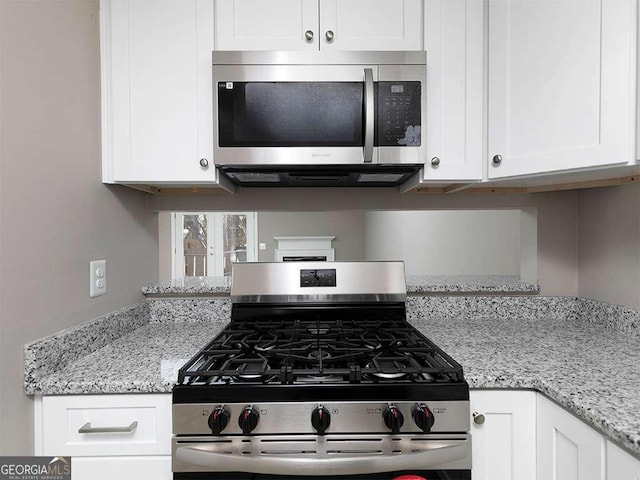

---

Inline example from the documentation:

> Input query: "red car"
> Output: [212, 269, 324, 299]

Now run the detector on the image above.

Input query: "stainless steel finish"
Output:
[212, 51, 426, 66]
[363, 68, 374, 164]
[229, 261, 406, 304]
[173, 433, 472, 474]
[78, 421, 138, 434]
[431, 157, 440, 167]
[199, 158, 209, 168]
[472, 412, 485, 425]
[492, 154, 503, 166]
[212, 52, 426, 167]
[325, 30, 335, 42]
[173, 401, 469, 436]
[304, 30, 314, 42]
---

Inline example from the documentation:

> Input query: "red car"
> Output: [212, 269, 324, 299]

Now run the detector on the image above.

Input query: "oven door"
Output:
[172, 434, 471, 479]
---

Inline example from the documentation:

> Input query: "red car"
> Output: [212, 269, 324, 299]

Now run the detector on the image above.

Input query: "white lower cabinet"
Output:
[38, 394, 172, 480]
[607, 441, 640, 480]
[537, 394, 605, 480]
[36, 391, 640, 480]
[469, 390, 536, 480]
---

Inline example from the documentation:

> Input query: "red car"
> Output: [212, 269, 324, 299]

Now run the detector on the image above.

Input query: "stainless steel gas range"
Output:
[172, 261, 471, 480]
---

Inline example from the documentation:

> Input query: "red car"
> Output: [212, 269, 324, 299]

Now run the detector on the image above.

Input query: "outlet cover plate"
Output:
[90, 260, 106, 297]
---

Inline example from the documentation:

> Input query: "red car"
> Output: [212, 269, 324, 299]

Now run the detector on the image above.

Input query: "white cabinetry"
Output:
[38, 394, 172, 480]
[537, 394, 605, 480]
[487, 0, 636, 179]
[101, 0, 231, 188]
[607, 441, 640, 480]
[423, 0, 483, 182]
[470, 390, 536, 480]
[214, 0, 423, 51]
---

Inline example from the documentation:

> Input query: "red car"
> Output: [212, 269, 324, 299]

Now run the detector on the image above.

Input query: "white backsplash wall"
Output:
[578, 183, 640, 310]
[0, 0, 158, 455]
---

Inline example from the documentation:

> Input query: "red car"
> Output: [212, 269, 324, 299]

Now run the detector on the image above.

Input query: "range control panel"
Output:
[300, 269, 337, 287]
[173, 401, 470, 436]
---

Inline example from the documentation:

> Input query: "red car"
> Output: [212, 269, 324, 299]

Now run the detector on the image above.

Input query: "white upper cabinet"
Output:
[214, 0, 320, 51]
[488, 0, 636, 179]
[102, 0, 228, 186]
[214, 0, 423, 51]
[423, 0, 483, 181]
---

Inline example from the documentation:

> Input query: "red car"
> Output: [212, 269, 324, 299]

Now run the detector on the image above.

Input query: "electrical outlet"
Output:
[259, 243, 267, 250]
[90, 260, 107, 297]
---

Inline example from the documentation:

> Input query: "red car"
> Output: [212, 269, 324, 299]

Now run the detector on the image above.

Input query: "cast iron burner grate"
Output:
[177, 304, 464, 386]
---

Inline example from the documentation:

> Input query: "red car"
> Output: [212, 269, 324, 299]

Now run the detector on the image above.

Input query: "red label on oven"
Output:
[392, 476, 427, 480]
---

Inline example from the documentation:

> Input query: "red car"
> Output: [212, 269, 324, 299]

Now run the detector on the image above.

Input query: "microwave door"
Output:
[213, 64, 379, 166]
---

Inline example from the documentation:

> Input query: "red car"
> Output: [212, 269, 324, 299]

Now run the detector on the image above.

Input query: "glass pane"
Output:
[222, 214, 248, 276]
[218, 82, 363, 147]
[183, 214, 207, 276]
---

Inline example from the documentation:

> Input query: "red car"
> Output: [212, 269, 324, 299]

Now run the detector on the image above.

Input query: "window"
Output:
[172, 212, 257, 278]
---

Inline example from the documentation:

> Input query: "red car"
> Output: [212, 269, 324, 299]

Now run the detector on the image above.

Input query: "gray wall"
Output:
[363, 210, 522, 276]
[0, 0, 158, 454]
[257, 211, 365, 262]
[153, 190, 579, 297]
[577, 183, 640, 310]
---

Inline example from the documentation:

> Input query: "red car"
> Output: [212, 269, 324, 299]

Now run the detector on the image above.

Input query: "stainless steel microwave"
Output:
[212, 51, 426, 187]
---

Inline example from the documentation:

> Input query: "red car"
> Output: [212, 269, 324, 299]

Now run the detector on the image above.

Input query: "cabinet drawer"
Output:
[71, 456, 171, 480]
[42, 394, 171, 457]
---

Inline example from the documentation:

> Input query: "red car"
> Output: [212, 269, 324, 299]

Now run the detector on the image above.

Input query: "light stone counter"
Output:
[24, 295, 640, 457]
[142, 275, 539, 296]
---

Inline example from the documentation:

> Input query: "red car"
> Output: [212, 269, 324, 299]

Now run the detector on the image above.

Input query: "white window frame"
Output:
[171, 212, 258, 278]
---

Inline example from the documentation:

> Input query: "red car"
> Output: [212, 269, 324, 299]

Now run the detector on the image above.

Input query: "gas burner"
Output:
[297, 373, 345, 383]
[364, 356, 412, 380]
[233, 364, 274, 382]
[308, 350, 332, 361]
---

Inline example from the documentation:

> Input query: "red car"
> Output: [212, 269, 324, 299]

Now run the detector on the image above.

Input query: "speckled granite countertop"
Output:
[142, 275, 539, 295]
[26, 299, 639, 457]
[406, 312, 640, 457]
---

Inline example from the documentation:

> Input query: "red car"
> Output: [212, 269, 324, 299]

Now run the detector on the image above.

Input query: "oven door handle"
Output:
[175, 440, 469, 475]
[363, 67, 374, 164]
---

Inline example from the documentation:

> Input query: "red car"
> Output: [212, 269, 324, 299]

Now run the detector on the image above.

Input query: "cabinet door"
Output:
[537, 395, 605, 480]
[72, 456, 171, 480]
[423, 0, 483, 181]
[102, 0, 219, 184]
[488, 0, 636, 179]
[470, 390, 536, 480]
[319, 0, 422, 51]
[214, 0, 319, 51]
[607, 441, 640, 480]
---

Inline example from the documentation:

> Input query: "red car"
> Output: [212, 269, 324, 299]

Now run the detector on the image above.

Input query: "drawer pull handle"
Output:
[78, 421, 138, 434]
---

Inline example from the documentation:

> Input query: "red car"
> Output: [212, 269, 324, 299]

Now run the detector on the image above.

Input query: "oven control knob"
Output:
[412, 404, 435, 433]
[311, 405, 331, 435]
[208, 406, 230, 434]
[238, 406, 260, 435]
[382, 404, 404, 433]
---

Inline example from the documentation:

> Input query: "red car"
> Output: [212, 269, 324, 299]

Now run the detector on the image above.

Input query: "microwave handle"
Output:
[363, 68, 374, 163]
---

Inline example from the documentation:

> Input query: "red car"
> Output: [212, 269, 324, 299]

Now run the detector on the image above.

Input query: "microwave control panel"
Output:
[377, 81, 422, 147]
